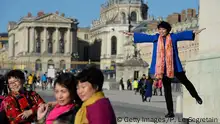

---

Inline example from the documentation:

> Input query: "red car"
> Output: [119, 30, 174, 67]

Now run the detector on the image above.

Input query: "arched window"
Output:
[35, 59, 42, 71]
[48, 59, 54, 69]
[48, 41, 53, 54]
[111, 36, 117, 55]
[60, 60, 66, 69]
[121, 12, 126, 24]
[131, 11, 137, 22]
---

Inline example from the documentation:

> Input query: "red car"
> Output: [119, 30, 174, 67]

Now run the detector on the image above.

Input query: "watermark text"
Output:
[116, 117, 218, 123]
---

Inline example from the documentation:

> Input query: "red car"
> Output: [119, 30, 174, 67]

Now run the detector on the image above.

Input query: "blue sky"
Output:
[0, 0, 199, 32]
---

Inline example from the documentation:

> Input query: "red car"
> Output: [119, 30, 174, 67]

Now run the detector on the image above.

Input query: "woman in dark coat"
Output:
[144, 75, 153, 102]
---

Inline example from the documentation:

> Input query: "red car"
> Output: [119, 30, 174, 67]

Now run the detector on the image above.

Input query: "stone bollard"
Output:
[176, 95, 183, 114]
[103, 81, 110, 90]
[119, 85, 122, 90]
[107, 74, 110, 79]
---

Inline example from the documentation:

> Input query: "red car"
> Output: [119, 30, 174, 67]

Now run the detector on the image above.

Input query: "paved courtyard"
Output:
[37, 88, 183, 123]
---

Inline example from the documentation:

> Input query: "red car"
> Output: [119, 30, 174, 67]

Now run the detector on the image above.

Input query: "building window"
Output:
[48, 32, 53, 54]
[48, 41, 53, 54]
[121, 12, 126, 24]
[60, 32, 65, 53]
[35, 59, 42, 71]
[48, 59, 54, 69]
[36, 37, 41, 53]
[60, 60, 65, 69]
[134, 71, 139, 79]
[131, 11, 137, 23]
[111, 36, 117, 55]
[84, 34, 89, 40]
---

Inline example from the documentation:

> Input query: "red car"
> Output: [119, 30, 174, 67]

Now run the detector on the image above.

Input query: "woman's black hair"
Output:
[76, 67, 104, 91]
[54, 73, 81, 105]
[6, 69, 25, 84]
[157, 21, 172, 33]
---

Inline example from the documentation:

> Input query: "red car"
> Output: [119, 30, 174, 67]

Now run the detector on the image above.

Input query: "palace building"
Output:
[7, 11, 78, 72]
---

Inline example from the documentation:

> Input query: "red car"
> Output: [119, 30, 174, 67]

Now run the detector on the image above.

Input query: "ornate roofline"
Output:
[8, 13, 78, 32]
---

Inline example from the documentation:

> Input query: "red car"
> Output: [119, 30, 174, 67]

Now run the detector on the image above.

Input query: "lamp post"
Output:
[71, 52, 79, 69]
[71, 52, 79, 60]
[128, 0, 132, 32]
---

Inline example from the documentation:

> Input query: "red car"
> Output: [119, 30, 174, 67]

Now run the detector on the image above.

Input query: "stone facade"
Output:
[0, 47, 9, 68]
[90, 0, 199, 72]
[183, 0, 220, 120]
[8, 12, 78, 73]
[90, 0, 148, 70]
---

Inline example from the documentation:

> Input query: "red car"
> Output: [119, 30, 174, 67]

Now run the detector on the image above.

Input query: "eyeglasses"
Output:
[8, 79, 20, 85]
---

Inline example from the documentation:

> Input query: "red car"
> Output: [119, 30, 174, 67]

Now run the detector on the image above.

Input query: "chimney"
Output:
[166, 15, 170, 23]
[55, 11, 59, 15]
[167, 13, 180, 24]
[27, 12, 32, 17]
[37, 11, 44, 17]
[181, 10, 186, 22]
[192, 9, 196, 18]
[187, 8, 193, 19]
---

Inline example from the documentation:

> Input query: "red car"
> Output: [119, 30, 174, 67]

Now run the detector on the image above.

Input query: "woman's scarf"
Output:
[46, 103, 74, 124]
[155, 34, 174, 79]
[74, 91, 105, 124]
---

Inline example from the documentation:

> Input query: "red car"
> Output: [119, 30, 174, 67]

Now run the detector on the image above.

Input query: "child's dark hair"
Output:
[157, 21, 172, 33]
[6, 69, 25, 84]
[54, 73, 81, 104]
[76, 67, 104, 91]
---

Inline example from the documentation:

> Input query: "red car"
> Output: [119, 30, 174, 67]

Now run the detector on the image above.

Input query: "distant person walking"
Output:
[127, 79, 132, 90]
[158, 79, 163, 96]
[41, 74, 47, 90]
[27, 74, 33, 91]
[132, 78, 138, 95]
[153, 80, 158, 96]
[138, 74, 146, 94]
[144, 75, 153, 102]
[119, 78, 124, 90]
